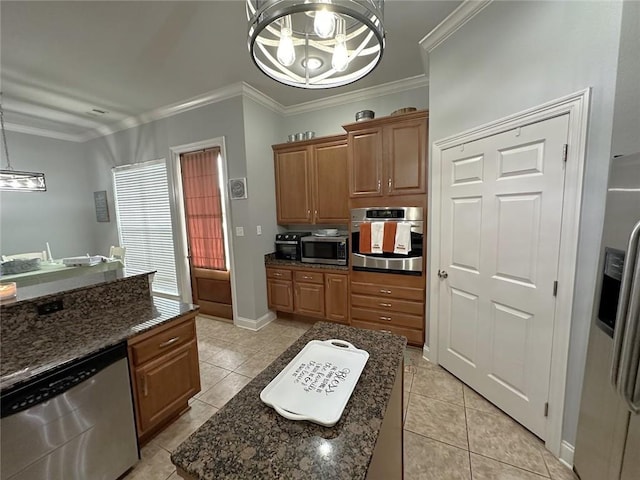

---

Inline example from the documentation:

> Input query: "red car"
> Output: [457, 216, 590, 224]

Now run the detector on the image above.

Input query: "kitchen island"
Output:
[0, 271, 197, 391]
[171, 322, 406, 480]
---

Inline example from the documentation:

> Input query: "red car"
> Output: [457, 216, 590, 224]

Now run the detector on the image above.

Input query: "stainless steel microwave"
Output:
[300, 235, 348, 266]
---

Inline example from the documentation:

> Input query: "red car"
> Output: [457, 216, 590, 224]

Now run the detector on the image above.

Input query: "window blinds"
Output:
[112, 159, 179, 296]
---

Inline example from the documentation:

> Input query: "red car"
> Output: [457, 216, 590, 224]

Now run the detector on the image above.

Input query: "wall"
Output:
[427, 0, 623, 446]
[0, 132, 102, 258]
[242, 98, 283, 320]
[281, 86, 429, 140]
[85, 97, 267, 321]
[611, 0, 640, 157]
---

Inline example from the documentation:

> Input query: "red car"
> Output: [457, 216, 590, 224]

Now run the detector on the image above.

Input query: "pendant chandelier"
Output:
[0, 96, 46, 192]
[247, 0, 385, 89]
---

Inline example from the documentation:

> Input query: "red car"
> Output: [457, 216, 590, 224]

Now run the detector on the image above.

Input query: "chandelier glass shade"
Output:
[0, 97, 46, 192]
[247, 0, 385, 89]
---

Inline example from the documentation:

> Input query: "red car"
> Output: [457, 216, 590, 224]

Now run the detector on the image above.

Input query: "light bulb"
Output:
[314, 8, 335, 39]
[331, 17, 348, 72]
[277, 16, 295, 67]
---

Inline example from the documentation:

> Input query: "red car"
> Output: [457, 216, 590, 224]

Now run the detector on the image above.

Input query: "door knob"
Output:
[437, 269, 448, 279]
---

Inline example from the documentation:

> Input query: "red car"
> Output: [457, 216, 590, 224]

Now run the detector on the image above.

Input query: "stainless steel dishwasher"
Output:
[0, 342, 139, 480]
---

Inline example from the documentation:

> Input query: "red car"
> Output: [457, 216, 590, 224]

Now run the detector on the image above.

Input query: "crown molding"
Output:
[419, 0, 493, 54]
[240, 82, 285, 114]
[81, 81, 253, 141]
[4, 122, 85, 143]
[8, 74, 429, 143]
[282, 75, 429, 116]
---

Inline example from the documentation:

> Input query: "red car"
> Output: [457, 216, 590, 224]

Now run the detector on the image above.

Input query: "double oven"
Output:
[350, 206, 424, 275]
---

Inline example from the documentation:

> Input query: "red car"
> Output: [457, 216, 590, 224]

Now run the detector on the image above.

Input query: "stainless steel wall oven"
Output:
[350, 207, 424, 275]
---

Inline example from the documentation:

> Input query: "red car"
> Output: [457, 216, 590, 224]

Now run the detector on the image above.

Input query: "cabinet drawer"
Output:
[351, 282, 424, 301]
[267, 268, 292, 280]
[294, 270, 324, 284]
[351, 307, 423, 330]
[131, 320, 196, 366]
[351, 294, 424, 315]
[351, 319, 423, 345]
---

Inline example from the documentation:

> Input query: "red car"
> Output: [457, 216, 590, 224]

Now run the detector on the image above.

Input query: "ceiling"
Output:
[1, 0, 461, 141]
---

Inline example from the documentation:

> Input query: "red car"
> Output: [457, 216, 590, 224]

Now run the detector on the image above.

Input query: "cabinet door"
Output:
[275, 148, 312, 224]
[385, 118, 427, 195]
[325, 273, 349, 324]
[294, 282, 326, 317]
[135, 340, 200, 434]
[267, 279, 294, 312]
[348, 127, 383, 198]
[313, 141, 349, 223]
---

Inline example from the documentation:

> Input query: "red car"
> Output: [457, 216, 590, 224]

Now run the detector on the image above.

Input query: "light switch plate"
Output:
[236, 227, 244, 237]
[257, 225, 262, 235]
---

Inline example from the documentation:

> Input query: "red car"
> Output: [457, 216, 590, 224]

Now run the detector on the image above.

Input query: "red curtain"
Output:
[180, 148, 226, 270]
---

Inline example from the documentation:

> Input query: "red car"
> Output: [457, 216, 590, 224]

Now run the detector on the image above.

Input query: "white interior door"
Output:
[437, 114, 569, 438]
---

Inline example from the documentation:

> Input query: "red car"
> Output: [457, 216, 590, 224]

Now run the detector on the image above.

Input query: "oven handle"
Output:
[351, 221, 423, 234]
[275, 240, 299, 245]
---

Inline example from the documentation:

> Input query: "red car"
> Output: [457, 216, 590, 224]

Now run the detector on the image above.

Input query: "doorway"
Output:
[428, 89, 591, 457]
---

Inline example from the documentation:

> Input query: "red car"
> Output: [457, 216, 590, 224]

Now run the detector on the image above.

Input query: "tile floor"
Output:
[124, 315, 578, 480]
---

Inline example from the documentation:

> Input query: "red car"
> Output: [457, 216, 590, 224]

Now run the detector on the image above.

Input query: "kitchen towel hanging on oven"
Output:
[371, 222, 384, 253]
[394, 222, 411, 255]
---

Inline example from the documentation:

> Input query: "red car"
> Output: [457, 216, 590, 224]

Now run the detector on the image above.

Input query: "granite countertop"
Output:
[265, 253, 349, 272]
[171, 322, 406, 480]
[0, 295, 197, 392]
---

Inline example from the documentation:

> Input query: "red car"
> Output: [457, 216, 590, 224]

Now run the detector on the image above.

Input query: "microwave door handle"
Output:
[611, 220, 640, 393]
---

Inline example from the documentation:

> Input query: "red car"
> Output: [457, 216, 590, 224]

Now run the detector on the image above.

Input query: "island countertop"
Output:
[0, 273, 198, 392]
[171, 321, 406, 480]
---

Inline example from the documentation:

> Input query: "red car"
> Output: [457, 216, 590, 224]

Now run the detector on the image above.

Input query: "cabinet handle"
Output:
[379, 302, 392, 307]
[273, 272, 282, 277]
[314, 210, 318, 219]
[380, 329, 392, 334]
[307, 209, 311, 218]
[159, 336, 180, 348]
[379, 316, 392, 321]
[302, 275, 311, 279]
[142, 374, 149, 397]
[377, 179, 381, 192]
[379, 289, 392, 294]
[388, 178, 392, 190]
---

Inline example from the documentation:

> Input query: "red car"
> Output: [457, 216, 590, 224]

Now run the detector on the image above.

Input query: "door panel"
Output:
[349, 128, 383, 197]
[386, 119, 427, 195]
[180, 149, 232, 319]
[313, 141, 349, 223]
[275, 148, 312, 223]
[438, 114, 570, 438]
[621, 413, 640, 480]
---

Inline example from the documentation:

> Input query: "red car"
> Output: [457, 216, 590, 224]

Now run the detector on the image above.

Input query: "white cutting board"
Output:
[260, 339, 369, 427]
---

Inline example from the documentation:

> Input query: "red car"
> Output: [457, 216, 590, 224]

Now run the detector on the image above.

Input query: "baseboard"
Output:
[234, 311, 276, 331]
[422, 344, 432, 363]
[559, 441, 575, 469]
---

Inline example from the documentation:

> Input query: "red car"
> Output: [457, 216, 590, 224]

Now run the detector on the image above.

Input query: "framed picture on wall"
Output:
[229, 178, 248, 200]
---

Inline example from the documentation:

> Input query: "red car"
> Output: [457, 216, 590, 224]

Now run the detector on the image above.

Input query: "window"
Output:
[112, 159, 179, 296]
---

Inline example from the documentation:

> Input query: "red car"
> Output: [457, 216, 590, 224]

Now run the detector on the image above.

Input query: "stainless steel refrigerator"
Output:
[574, 152, 640, 480]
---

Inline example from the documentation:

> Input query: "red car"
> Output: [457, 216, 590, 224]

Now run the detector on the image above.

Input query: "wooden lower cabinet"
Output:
[350, 270, 425, 347]
[266, 266, 348, 324]
[325, 273, 349, 324]
[128, 312, 201, 444]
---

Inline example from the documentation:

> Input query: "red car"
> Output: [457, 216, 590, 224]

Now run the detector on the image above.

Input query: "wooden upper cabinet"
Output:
[274, 147, 312, 224]
[345, 110, 428, 199]
[386, 118, 427, 195]
[273, 134, 348, 225]
[313, 140, 349, 223]
[348, 127, 384, 197]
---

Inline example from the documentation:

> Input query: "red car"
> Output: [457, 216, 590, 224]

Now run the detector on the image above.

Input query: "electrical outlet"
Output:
[257, 225, 262, 235]
[236, 227, 244, 237]
[37, 299, 64, 315]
